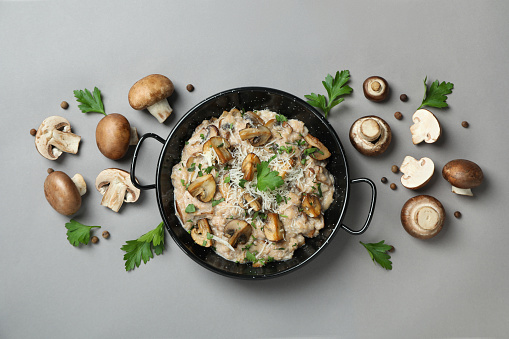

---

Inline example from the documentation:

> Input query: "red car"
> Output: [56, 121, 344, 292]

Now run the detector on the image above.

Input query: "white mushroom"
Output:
[410, 109, 441, 144]
[95, 169, 140, 212]
[35, 116, 81, 160]
[128, 74, 175, 123]
[400, 156, 435, 190]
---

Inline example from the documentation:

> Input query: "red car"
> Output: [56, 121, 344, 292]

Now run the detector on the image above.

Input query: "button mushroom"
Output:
[203, 136, 233, 164]
[363, 76, 389, 102]
[191, 219, 213, 247]
[224, 220, 252, 247]
[401, 195, 445, 239]
[187, 174, 216, 203]
[44, 171, 87, 215]
[128, 74, 174, 123]
[303, 133, 331, 160]
[239, 125, 272, 147]
[400, 156, 435, 189]
[442, 159, 483, 196]
[95, 168, 140, 212]
[302, 194, 321, 218]
[35, 116, 81, 160]
[264, 213, 285, 242]
[410, 109, 441, 144]
[349, 116, 391, 156]
[241, 153, 261, 181]
[96, 113, 139, 160]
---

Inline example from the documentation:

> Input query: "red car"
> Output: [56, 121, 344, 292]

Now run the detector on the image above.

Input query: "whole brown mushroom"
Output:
[363, 76, 389, 102]
[44, 171, 87, 215]
[349, 116, 392, 156]
[442, 159, 484, 196]
[401, 195, 445, 239]
[96, 113, 138, 160]
[128, 74, 174, 123]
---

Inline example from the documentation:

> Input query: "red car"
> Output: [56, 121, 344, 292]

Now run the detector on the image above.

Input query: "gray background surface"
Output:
[1, 1, 508, 338]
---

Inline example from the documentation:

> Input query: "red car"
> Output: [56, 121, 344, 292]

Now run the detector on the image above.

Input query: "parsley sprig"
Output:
[121, 222, 165, 272]
[73, 87, 106, 115]
[418, 77, 454, 110]
[65, 219, 101, 246]
[256, 155, 284, 191]
[305, 70, 353, 119]
[360, 240, 393, 270]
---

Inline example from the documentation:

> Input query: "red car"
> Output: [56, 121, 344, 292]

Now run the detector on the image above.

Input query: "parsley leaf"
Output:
[211, 198, 225, 207]
[256, 158, 284, 192]
[418, 77, 454, 110]
[185, 204, 196, 213]
[245, 250, 258, 263]
[73, 87, 106, 116]
[121, 222, 165, 271]
[276, 114, 288, 123]
[239, 178, 247, 188]
[224, 175, 231, 183]
[65, 219, 101, 246]
[305, 70, 353, 119]
[360, 240, 393, 270]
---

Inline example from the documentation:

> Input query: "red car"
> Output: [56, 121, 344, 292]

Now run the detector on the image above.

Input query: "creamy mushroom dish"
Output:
[171, 108, 334, 266]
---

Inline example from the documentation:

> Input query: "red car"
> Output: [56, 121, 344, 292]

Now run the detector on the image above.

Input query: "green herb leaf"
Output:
[65, 219, 101, 246]
[206, 232, 213, 240]
[245, 250, 257, 262]
[185, 204, 196, 213]
[200, 134, 205, 140]
[187, 163, 195, 172]
[204, 166, 214, 174]
[305, 70, 352, 119]
[276, 114, 288, 123]
[256, 160, 284, 192]
[276, 194, 283, 204]
[418, 77, 454, 110]
[73, 87, 106, 115]
[317, 183, 323, 198]
[121, 222, 165, 271]
[211, 198, 225, 207]
[224, 175, 231, 183]
[239, 178, 247, 188]
[360, 240, 393, 270]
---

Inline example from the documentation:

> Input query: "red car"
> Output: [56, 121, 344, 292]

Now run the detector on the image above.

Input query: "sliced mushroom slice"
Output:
[187, 174, 216, 202]
[95, 168, 140, 212]
[400, 156, 435, 190]
[241, 193, 261, 212]
[280, 157, 296, 179]
[302, 194, 321, 218]
[35, 116, 81, 160]
[264, 119, 294, 136]
[191, 219, 213, 247]
[243, 110, 265, 126]
[264, 213, 285, 242]
[401, 195, 445, 239]
[410, 109, 441, 144]
[203, 136, 232, 164]
[239, 125, 272, 147]
[186, 153, 206, 170]
[198, 125, 219, 143]
[303, 133, 331, 160]
[224, 220, 252, 247]
[241, 153, 261, 181]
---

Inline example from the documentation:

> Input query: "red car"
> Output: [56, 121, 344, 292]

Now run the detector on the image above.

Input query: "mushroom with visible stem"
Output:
[410, 109, 441, 144]
[243, 111, 265, 126]
[401, 195, 445, 239]
[363, 76, 389, 102]
[35, 116, 81, 160]
[349, 116, 391, 156]
[44, 171, 87, 215]
[224, 220, 252, 247]
[303, 133, 331, 160]
[191, 219, 213, 247]
[187, 174, 216, 203]
[203, 136, 233, 164]
[128, 74, 175, 123]
[400, 156, 435, 189]
[302, 194, 321, 218]
[198, 125, 219, 143]
[96, 113, 138, 160]
[239, 193, 262, 212]
[95, 168, 140, 212]
[241, 153, 261, 181]
[442, 159, 483, 196]
[239, 124, 272, 147]
[264, 213, 285, 242]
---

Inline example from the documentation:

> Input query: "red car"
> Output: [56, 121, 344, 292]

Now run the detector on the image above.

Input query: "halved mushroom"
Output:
[303, 133, 331, 160]
[44, 171, 87, 215]
[302, 194, 321, 218]
[363, 76, 389, 102]
[224, 220, 252, 247]
[35, 116, 81, 160]
[240, 193, 262, 212]
[410, 109, 441, 144]
[243, 111, 265, 126]
[241, 153, 261, 181]
[349, 116, 391, 156]
[442, 159, 483, 196]
[203, 136, 233, 164]
[264, 213, 285, 242]
[400, 156, 435, 190]
[239, 125, 272, 147]
[401, 195, 445, 239]
[191, 219, 213, 247]
[95, 169, 140, 212]
[187, 174, 216, 202]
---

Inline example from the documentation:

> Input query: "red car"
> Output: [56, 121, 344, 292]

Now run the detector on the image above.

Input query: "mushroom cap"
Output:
[128, 74, 174, 110]
[95, 168, 140, 202]
[349, 116, 392, 156]
[442, 159, 483, 189]
[44, 171, 81, 215]
[239, 125, 272, 147]
[96, 113, 132, 160]
[400, 156, 435, 190]
[363, 76, 389, 102]
[203, 136, 233, 164]
[401, 195, 445, 239]
[410, 109, 442, 144]
[187, 174, 216, 202]
[303, 133, 331, 160]
[224, 220, 252, 247]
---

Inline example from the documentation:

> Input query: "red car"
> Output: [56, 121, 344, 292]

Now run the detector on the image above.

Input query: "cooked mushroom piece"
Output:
[363, 76, 389, 102]
[224, 220, 252, 247]
[303, 133, 331, 160]
[44, 171, 86, 215]
[239, 125, 272, 147]
[264, 119, 293, 135]
[95, 168, 140, 212]
[96, 113, 138, 160]
[198, 125, 219, 143]
[191, 219, 213, 247]
[128, 74, 175, 123]
[241, 153, 261, 181]
[35, 116, 81, 160]
[264, 213, 285, 242]
[243, 111, 265, 126]
[401, 195, 445, 239]
[203, 136, 233, 164]
[241, 193, 262, 212]
[410, 109, 441, 144]
[400, 156, 435, 190]
[302, 194, 321, 218]
[349, 116, 391, 156]
[442, 159, 483, 196]
[187, 174, 216, 202]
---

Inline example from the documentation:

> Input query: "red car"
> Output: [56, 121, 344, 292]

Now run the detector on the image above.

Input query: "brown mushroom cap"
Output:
[442, 159, 483, 189]
[363, 76, 389, 102]
[401, 195, 445, 239]
[187, 174, 216, 202]
[349, 116, 391, 156]
[264, 213, 285, 242]
[44, 171, 82, 215]
[96, 113, 132, 160]
[128, 74, 174, 110]
[191, 219, 213, 247]
[224, 220, 252, 247]
[303, 133, 331, 160]
[239, 125, 272, 147]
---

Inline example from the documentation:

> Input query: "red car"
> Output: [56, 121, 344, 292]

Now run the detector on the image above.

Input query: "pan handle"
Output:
[130, 133, 165, 190]
[341, 178, 377, 235]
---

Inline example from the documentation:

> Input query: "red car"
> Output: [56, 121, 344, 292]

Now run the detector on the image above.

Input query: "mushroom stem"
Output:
[451, 185, 473, 196]
[100, 179, 127, 212]
[360, 119, 381, 142]
[71, 174, 87, 196]
[416, 206, 440, 230]
[129, 126, 139, 145]
[147, 99, 173, 123]
[50, 129, 81, 154]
